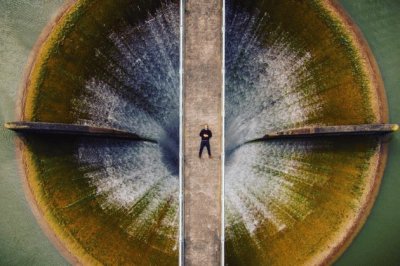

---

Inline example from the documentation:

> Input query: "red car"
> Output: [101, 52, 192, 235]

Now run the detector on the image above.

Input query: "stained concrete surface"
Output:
[183, 0, 222, 265]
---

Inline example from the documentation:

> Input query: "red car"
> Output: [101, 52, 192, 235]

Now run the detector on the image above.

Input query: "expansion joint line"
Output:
[221, 0, 226, 265]
[179, 0, 184, 265]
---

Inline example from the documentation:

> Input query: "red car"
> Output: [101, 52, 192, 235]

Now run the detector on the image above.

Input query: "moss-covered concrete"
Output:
[224, 0, 389, 265]
[18, 0, 179, 264]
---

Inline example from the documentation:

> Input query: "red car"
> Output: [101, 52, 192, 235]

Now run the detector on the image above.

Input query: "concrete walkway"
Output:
[183, 0, 222, 265]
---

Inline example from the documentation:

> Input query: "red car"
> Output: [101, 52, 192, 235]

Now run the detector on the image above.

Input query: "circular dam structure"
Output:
[19, 0, 180, 265]
[223, 0, 387, 265]
[14, 0, 389, 265]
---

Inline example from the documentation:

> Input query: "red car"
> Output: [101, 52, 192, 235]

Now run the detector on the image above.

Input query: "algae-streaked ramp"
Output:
[5, 121, 157, 142]
[224, 0, 391, 265]
[15, 0, 180, 265]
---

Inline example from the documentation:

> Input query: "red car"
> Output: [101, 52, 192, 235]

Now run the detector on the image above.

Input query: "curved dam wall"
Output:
[224, 0, 388, 264]
[18, 0, 180, 264]
[0, 0, 400, 265]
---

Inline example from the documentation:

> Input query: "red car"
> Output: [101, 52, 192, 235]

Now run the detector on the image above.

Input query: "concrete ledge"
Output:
[4, 121, 155, 142]
[261, 124, 399, 140]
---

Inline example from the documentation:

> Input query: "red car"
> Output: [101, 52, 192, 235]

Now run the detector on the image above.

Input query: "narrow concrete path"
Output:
[183, 0, 222, 265]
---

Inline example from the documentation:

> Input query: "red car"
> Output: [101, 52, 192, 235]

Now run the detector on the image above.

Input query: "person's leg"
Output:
[199, 141, 205, 158]
[206, 141, 211, 157]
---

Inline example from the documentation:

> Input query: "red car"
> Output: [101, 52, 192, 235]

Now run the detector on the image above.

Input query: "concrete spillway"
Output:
[3, 0, 398, 265]
[223, 0, 393, 265]
[13, 1, 181, 265]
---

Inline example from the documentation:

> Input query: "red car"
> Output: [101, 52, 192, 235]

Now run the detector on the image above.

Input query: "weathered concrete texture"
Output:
[4, 121, 152, 141]
[183, 0, 222, 265]
[261, 124, 399, 140]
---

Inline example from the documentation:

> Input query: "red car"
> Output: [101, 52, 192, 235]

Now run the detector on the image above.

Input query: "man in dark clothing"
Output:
[199, 124, 212, 158]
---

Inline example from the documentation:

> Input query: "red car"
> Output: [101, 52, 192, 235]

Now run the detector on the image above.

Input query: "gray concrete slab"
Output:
[183, 0, 222, 265]
[4, 121, 152, 141]
[261, 124, 400, 140]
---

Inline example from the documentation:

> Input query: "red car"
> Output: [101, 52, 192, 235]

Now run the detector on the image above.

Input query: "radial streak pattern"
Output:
[19, 0, 181, 264]
[224, 0, 387, 264]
